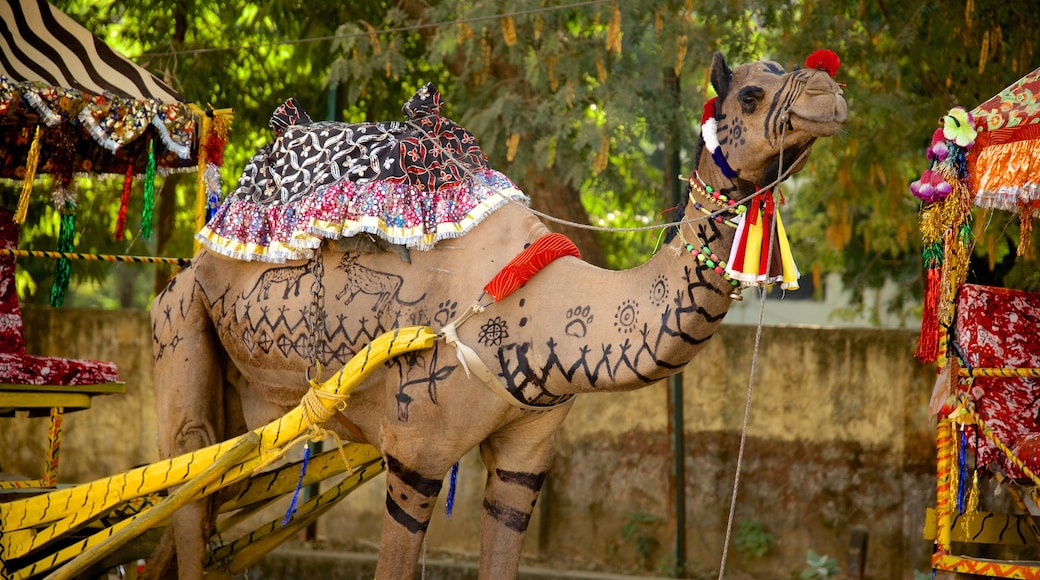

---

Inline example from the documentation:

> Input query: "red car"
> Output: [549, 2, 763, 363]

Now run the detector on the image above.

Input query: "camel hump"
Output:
[196, 85, 530, 264]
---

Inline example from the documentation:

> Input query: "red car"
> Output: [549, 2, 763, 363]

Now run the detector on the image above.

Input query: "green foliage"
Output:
[768, 0, 1040, 320]
[620, 511, 662, 571]
[800, 549, 840, 579]
[3, 177, 163, 308]
[24, 0, 1040, 315]
[733, 519, 772, 561]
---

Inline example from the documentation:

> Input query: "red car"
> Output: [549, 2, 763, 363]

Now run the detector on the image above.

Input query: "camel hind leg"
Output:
[145, 276, 230, 579]
[477, 405, 573, 579]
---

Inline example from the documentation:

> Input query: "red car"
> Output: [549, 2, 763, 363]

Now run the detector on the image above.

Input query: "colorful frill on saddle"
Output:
[725, 190, 799, 290]
[197, 84, 528, 263]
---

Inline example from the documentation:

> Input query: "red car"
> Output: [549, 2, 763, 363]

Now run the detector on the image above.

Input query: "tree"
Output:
[762, 0, 1040, 318]
[32, 0, 1040, 321]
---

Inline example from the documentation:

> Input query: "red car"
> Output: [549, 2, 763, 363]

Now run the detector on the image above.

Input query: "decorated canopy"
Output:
[0, 0, 204, 178]
[910, 68, 1040, 363]
[0, 0, 230, 307]
[967, 67, 1040, 215]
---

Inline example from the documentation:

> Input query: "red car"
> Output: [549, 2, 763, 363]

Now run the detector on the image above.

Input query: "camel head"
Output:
[705, 50, 848, 187]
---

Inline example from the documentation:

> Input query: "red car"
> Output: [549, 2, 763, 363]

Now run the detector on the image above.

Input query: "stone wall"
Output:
[0, 307, 936, 579]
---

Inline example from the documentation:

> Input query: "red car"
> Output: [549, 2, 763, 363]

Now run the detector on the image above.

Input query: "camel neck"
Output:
[666, 153, 749, 298]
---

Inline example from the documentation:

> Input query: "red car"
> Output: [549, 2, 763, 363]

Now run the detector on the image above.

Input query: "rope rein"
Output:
[402, 118, 809, 235]
[717, 74, 808, 578]
[252, 383, 355, 481]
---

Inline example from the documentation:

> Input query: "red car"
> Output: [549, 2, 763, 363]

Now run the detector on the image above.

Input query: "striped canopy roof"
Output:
[0, 0, 183, 103]
[0, 0, 203, 177]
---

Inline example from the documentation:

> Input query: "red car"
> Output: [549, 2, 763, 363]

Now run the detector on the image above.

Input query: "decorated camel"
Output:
[147, 51, 846, 578]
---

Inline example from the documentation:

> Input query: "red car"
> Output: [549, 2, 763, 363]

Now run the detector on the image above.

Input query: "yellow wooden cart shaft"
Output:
[0, 326, 436, 576]
[213, 452, 382, 537]
[218, 444, 382, 514]
[0, 326, 435, 534]
[41, 433, 260, 580]
[6, 455, 383, 580]
[4, 444, 382, 561]
[3, 450, 270, 560]
[205, 461, 387, 577]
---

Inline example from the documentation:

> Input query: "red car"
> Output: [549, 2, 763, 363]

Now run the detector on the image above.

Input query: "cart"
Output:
[917, 68, 1040, 578]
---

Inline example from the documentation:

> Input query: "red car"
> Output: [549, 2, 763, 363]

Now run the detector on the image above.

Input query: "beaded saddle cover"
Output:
[197, 84, 528, 263]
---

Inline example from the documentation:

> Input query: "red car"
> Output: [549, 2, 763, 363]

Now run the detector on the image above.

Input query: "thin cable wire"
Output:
[144, 0, 614, 58]
[527, 154, 807, 232]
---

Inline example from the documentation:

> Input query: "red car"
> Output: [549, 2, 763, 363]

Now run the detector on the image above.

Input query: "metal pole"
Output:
[664, 65, 687, 575]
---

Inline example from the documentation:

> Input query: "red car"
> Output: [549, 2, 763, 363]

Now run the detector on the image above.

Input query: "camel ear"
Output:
[710, 52, 732, 100]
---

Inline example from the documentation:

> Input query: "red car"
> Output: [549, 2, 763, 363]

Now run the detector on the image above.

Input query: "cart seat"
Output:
[954, 283, 1040, 479]
[0, 208, 120, 410]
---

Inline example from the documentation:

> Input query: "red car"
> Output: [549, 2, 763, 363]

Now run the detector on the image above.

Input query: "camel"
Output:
[147, 51, 847, 579]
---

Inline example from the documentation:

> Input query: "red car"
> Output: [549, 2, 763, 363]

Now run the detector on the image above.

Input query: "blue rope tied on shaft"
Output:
[446, 461, 459, 518]
[283, 445, 311, 526]
[957, 429, 967, 513]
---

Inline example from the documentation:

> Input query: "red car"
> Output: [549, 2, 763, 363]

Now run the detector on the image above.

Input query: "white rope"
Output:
[402, 118, 809, 235]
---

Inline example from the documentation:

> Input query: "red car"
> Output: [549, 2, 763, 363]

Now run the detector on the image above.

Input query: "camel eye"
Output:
[738, 86, 765, 114]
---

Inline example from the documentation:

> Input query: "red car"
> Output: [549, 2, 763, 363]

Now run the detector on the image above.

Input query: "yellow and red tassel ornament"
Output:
[911, 107, 977, 363]
[204, 111, 230, 221]
[14, 124, 43, 224]
[725, 189, 800, 290]
[194, 108, 231, 254]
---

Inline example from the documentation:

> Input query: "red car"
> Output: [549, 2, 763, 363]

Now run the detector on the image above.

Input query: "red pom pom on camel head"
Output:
[805, 49, 840, 77]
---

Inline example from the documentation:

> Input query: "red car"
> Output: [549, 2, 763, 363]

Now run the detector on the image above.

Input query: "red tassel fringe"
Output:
[205, 125, 226, 167]
[916, 267, 941, 362]
[114, 162, 132, 241]
[805, 49, 841, 77]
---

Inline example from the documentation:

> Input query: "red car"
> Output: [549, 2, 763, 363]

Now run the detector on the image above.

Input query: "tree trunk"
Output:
[527, 174, 605, 268]
[152, 175, 181, 295]
[153, 1, 190, 296]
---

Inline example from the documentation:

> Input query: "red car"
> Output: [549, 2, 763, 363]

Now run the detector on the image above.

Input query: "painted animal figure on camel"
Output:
[146, 50, 847, 578]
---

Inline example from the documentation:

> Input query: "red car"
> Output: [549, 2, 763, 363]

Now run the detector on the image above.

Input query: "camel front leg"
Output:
[374, 426, 448, 579]
[146, 277, 227, 580]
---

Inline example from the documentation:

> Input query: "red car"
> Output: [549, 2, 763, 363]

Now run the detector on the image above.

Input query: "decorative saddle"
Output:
[197, 84, 528, 263]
